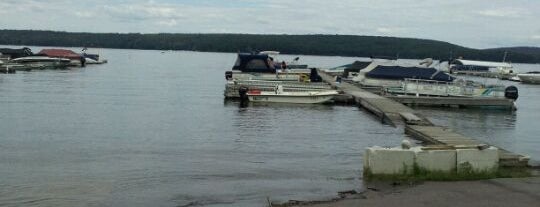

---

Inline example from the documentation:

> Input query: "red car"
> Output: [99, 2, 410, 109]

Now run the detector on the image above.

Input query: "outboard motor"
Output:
[504, 85, 519, 100]
[225, 71, 233, 80]
[238, 86, 249, 102]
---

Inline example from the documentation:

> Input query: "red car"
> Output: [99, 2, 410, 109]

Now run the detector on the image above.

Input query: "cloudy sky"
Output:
[1, 0, 539, 49]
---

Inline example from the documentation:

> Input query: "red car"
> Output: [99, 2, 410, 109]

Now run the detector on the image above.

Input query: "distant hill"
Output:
[1, 29, 539, 63]
[485, 47, 540, 57]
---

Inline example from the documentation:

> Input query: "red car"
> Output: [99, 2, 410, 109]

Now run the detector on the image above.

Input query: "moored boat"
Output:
[517, 71, 540, 84]
[225, 52, 312, 81]
[38, 49, 84, 66]
[351, 61, 455, 88]
[449, 59, 514, 79]
[81, 49, 108, 64]
[10, 56, 71, 69]
[385, 78, 518, 100]
[247, 85, 338, 104]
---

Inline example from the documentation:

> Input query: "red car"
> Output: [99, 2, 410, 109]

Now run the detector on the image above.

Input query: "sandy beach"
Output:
[275, 177, 540, 207]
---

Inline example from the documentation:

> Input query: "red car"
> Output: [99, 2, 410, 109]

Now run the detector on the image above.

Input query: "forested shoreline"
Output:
[1, 30, 539, 63]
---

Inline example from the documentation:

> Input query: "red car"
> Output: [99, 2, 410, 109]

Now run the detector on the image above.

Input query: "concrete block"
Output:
[365, 147, 415, 175]
[456, 147, 499, 172]
[414, 147, 456, 172]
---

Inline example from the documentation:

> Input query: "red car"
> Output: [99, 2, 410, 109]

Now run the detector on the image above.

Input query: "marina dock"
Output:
[388, 96, 515, 109]
[405, 125, 530, 167]
[317, 70, 529, 167]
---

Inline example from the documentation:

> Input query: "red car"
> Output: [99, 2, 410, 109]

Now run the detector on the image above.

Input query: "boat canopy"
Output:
[232, 53, 275, 73]
[452, 59, 512, 68]
[366, 65, 454, 82]
[0, 47, 33, 59]
[38, 49, 82, 60]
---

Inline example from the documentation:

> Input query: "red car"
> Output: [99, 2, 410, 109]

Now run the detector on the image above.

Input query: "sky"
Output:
[0, 0, 539, 49]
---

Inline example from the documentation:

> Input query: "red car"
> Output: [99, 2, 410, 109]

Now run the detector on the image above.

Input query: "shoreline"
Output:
[273, 177, 540, 207]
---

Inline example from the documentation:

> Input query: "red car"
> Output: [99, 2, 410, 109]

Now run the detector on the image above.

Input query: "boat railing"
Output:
[395, 78, 478, 97]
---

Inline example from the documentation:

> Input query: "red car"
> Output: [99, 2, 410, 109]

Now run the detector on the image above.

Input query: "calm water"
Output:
[0, 47, 539, 206]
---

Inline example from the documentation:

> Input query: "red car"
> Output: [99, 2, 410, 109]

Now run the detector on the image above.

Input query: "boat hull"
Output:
[517, 74, 540, 84]
[248, 91, 337, 104]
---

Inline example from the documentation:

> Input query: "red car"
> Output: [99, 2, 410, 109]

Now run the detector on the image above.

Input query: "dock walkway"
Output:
[318, 70, 429, 126]
[405, 125, 530, 167]
[317, 70, 529, 167]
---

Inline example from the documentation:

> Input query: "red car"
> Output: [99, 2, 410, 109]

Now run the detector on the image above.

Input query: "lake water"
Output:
[0, 47, 539, 206]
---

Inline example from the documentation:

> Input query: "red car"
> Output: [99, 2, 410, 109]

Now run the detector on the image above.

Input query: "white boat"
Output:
[385, 78, 515, 99]
[10, 56, 71, 69]
[450, 59, 514, 79]
[85, 57, 108, 64]
[508, 75, 521, 82]
[247, 85, 338, 104]
[517, 72, 540, 84]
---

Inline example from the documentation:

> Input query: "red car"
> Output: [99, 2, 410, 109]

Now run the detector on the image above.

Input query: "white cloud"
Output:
[532, 35, 540, 40]
[74, 11, 94, 18]
[157, 19, 178, 27]
[477, 8, 525, 18]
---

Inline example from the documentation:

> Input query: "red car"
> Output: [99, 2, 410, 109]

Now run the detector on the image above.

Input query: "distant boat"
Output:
[247, 85, 338, 104]
[449, 59, 514, 79]
[517, 71, 540, 84]
[10, 56, 71, 69]
[38, 49, 84, 66]
[81, 52, 108, 64]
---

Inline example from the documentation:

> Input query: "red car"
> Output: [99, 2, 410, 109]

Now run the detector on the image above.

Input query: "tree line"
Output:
[1, 29, 539, 63]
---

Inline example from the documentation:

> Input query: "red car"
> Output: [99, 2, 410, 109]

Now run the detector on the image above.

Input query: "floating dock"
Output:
[405, 125, 530, 167]
[318, 70, 430, 126]
[387, 96, 515, 109]
[317, 70, 529, 167]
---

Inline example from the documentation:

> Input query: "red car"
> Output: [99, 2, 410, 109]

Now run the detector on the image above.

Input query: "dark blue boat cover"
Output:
[366, 66, 454, 82]
[232, 53, 275, 73]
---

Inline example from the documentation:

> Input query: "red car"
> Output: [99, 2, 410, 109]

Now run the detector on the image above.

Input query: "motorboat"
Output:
[517, 71, 540, 84]
[225, 52, 313, 81]
[324, 60, 373, 78]
[449, 59, 514, 79]
[38, 49, 84, 66]
[258, 51, 308, 70]
[351, 61, 455, 88]
[10, 56, 71, 69]
[246, 85, 338, 104]
[81, 50, 108, 64]
[223, 79, 332, 98]
[385, 78, 518, 100]
[508, 75, 521, 82]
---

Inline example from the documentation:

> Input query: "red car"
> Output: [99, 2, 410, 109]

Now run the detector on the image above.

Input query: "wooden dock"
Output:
[318, 70, 430, 126]
[317, 70, 529, 167]
[388, 96, 515, 109]
[405, 125, 530, 167]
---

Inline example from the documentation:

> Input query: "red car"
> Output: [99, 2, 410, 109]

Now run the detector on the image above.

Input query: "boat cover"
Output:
[366, 65, 454, 82]
[0, 47, 33, 59]
[232, 53, 275, 73]
[38, 49, 82, 60]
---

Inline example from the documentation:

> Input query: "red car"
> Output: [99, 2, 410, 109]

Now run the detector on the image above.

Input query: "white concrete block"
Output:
[365, 147, 415, 175]
[456, 146, 499, 172]
[414, 148, 456, 172]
